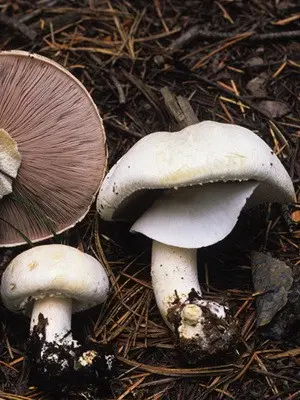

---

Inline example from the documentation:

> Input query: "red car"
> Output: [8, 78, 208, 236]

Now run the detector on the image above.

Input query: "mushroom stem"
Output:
[30, 297, 73, 344]
[0, 128, 21, 199]
[151, 240, 236, 361]
[151, 240, 200, 325]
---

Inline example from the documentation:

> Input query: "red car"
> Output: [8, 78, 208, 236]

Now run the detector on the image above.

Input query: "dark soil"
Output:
[0, 1, 299, 399]
[167, 288, 238, 364]
[27, 312, 115, 395]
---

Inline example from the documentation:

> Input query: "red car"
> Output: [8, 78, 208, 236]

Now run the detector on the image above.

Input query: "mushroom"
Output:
[0, 50, 106, 246]
[96, 121, 295, 361]
[0, 244, 114, 386]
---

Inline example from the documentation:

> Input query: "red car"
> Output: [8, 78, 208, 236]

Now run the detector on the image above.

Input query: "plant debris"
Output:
[261, 270, 300, 341]
[257, 100, 291, 119]
[251, 251, 293, 327]
[246, 73, 268, 97]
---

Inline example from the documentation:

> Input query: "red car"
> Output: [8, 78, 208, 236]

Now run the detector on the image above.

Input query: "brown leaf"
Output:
[246, 73, 268, 97]
[291, 210, 300, 223]
[251, 251, 293, 327]
[257, 100, 291, 118]
[245, 57, 264, 67]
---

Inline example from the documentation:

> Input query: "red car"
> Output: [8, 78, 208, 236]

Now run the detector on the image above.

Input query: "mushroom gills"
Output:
[130, 181, 259, 248]
[0, 128, 21, 199]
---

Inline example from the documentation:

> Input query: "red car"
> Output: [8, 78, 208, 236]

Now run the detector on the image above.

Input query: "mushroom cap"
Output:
[0, 244, 109, 315]
[0, 50, 106, 246]
[97, 121, 295, 221]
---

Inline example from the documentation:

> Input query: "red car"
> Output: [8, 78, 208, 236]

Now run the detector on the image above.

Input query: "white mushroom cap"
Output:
[1, 244, 109, 315]
[97, 121, 295, 221]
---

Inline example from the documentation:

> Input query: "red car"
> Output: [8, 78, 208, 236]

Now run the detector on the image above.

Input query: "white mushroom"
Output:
[0, 244, 113, 382]
[96, 121, 295, 361]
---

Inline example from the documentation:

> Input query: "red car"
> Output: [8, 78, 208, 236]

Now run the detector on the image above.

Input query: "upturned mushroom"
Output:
[96, 121, 295, 361]
[0, 50, 106, 246]
[0, 244, 114, 386]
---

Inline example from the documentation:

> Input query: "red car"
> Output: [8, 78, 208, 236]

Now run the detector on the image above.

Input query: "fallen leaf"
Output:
[251, 251, 293, 327]
[291, 210, 300, 223]
[245, 57, 264, 67]
[257, 100, 291, 118]
[275, 0, 297, 11]
[246, 73, 268, 97]
[261, 272, 300, 340]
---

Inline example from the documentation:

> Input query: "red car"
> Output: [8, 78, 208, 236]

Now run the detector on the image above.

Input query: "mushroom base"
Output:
[28, 313, 115, 390]
[167, 289, 237, 364]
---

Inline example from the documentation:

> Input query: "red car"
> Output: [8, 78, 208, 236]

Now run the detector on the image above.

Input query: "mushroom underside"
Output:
[0, 52, 106, 246]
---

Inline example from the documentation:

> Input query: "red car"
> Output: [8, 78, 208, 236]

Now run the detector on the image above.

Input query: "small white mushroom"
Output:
[0, 244, 112, 382]
[97, 121, 295, 361]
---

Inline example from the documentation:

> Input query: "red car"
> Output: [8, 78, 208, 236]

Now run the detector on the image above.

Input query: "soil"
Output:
[28, 313, 115, 397]
[167, 288, 237, 364]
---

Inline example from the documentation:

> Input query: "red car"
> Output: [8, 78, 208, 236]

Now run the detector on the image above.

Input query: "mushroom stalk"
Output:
[30, 297, 73, 344]
[0, 128, 21, 200]
[152, 240, 235, 361]
[151, 241, 200, 324]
